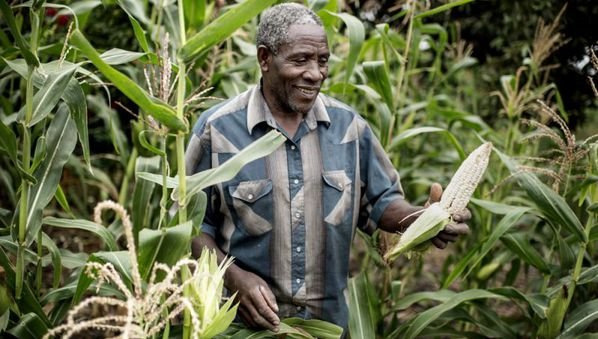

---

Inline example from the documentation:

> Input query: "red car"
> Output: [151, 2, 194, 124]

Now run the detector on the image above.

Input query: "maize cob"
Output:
[384, 142, 492, 262]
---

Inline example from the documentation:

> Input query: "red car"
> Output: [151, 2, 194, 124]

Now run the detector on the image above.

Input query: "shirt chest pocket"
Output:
[228, 179, 273, 236]
[322, 170, 353, 226]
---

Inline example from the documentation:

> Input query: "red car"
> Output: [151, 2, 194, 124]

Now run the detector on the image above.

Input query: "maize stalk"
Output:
[384, 142, 492, 262]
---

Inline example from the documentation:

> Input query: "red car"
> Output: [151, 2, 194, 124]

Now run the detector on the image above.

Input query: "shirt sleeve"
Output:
[186, 118, 221, 238]
[357, 118, 404, 232]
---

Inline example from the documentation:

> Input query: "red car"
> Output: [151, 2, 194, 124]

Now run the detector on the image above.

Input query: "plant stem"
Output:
[158, 138, 168, 230]
[118, 148, 138, 205]
[392, 0, 415, 143]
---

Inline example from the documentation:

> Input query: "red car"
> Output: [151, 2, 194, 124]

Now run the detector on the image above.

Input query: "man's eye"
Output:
[319, 58, 329, 66]
[294, 58, 307, 64]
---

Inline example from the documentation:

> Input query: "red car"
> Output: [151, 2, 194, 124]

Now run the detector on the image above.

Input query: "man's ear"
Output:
[257, 45, 272, 72]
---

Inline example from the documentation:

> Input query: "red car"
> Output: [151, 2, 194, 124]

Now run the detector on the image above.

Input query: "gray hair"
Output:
[256, 3, 323, 55]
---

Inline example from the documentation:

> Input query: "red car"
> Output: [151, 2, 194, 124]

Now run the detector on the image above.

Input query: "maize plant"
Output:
[384, 142, 493, 261]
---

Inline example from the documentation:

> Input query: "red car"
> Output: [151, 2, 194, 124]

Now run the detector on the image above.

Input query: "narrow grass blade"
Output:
[363, 60, 394, 115]
[0, 0, 39, 66]
[99, 48, 146, 65]
[40, 232, 62, 288]
[180, 0, 277, 62]
[132, 156, 160, 236]
[414, 0, 474, 20]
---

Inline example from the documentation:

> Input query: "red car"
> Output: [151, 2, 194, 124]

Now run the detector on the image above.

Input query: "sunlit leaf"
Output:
[43, 217, 118, 251]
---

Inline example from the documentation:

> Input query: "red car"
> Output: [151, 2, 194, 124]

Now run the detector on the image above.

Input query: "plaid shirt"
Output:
[185, 86, 404, 330]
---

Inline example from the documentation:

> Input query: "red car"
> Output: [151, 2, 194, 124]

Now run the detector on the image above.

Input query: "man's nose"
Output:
[303, 61, 325, 82]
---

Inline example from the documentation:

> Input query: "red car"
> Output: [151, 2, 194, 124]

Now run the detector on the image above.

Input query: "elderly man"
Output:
[187, 2, 469, 334]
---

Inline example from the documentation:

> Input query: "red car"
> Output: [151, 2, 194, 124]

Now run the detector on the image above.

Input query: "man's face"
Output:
[260, 23, 330, 116]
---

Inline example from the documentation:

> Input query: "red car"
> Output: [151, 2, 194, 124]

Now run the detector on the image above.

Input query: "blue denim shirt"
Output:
[185, 86, 404, 331]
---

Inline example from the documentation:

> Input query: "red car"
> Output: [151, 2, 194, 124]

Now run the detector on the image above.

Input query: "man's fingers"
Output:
[425, 183, 443, 206]
[436, 231, 458, 243]
[444, 222, 470, 235]
[431, 237, 447, 249]
[260, 285, 279, 313]
[452, 209, 472, 223]
[249, 288, 279, 331]
[238, 307, 257, 328]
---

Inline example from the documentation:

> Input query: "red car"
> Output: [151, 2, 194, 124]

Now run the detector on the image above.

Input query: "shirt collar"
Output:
[246, 83, 331, 135]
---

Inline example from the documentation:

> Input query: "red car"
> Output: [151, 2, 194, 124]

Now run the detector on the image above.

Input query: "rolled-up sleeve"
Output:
[358, 119, 404, 230]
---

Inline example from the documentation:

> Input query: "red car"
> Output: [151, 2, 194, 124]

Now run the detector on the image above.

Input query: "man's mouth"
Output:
[296, 86, 318, 97]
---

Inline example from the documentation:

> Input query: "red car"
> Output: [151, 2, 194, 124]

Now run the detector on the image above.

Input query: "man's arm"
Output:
[192, 234, 280, 332]
[378, 183, 470, 248]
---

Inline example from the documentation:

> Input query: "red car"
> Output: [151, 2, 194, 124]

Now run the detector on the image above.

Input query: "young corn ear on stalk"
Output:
[384, 142, 493, 262]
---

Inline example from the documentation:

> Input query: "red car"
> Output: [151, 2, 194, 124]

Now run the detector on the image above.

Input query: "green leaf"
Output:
[54, 184, 72, 215]
[401, 289, 506, 339]
[324, 11, 364, 85]
[414, 0, 474, 19]
[100, 48, 146, 65]
[180, 0, 277, 62]
[489, 287, 548, 319]
[138, 221, 193, 279]
[443, 208, 529, 287]
[0, 118, 17, 162]
[348, 272, 377, 339]
[363, 60, 394, 114]
[25, 64, 78, 126]
[392, 289, 456, 311]
[70, 30, 187, 132]
[282, 318, 344, 339]
[174, 130, 286, 200]
[540, 284, 570, 338]
[128, 14, 150, 53]
[7, 312, 48, 339]
[501, 233, 550, 273]
[138, 130, 166, 156]
[63, 78, 90, 171]
[183, 0, 205, 29]
[132, 156, 160, 236]
[0, 0, 39, 66]
[579, 264, 598, 285]
[496, 150, 587, 243]
[43, 217, 118, 251]
[40, 232, 62, 289]
[26, 106, 78, 245]
[72, 251, 132, 305]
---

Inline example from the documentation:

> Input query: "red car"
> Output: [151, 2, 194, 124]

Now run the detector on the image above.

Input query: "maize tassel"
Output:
[384, 142, 492, 262]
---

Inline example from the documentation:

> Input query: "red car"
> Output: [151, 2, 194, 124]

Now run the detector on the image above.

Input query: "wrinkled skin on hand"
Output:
[425, 183, 471, 249]
[227, 267, 280, 332]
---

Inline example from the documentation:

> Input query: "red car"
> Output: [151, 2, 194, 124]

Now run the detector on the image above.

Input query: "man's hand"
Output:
[425, 183, 471, 249]
[226, 266, 280, 332]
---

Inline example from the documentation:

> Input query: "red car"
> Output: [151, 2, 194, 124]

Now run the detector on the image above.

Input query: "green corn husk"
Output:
[383, 203, 450, 262]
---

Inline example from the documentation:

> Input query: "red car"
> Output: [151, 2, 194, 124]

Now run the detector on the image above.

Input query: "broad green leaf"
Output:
[138, 221, 193, 279]
[30, 135, 46, 174]
[62, 79, 90, 170]
[100, 48, 146, 65]
[0, 118, 17, 162]
[496, 150, 587, 243]
[199, 297, 239, 338]
[173, 130, 286, 200]
[282, 318, 344, 339]
[363, 60, 394, 114]
[183, 0, 205, 29]
[0, 0, 39, 66]
[70, 30, 187, 132]
[348, 272, 376, 339]
[132, 156, 160, 236]
[393, 290, 456, 311]
[180, 0, 277, 62]
[26, 106, 78, 245]
[401, 289, 506, 339]
[40, 232, 62, 289]
[501, 233, 550, 273]
[72, 251, 132, 305]
[489, 287, 548, 319]
[579, 264, 598, 285]
[117, 0, 149, 24]
[43, 217, 118, 251]
[324, 11, 364, 85]
[540, 284, 571, 338]
[375, 23, 406, 64]
[25, 64, 78, 126]
[137, 172, 178, 188]
[7, 312, 48, 339]
[443, 208, 529, 287]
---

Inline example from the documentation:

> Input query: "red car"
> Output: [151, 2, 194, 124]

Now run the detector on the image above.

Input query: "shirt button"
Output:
[295, 212, 301, 218]
[290, 145, 296, 150]
[338, 182, 343, 189]
[296, 246, 302, 253]
[293, 179, 299, 184]
[296, 306, 302, 312]
[247, 194, 254, 200]
[296, 278, 301, 284]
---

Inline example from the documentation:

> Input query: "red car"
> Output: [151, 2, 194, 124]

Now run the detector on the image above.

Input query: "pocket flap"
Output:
[229, 179, 273, 203]
[322, 170, 352, 192]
